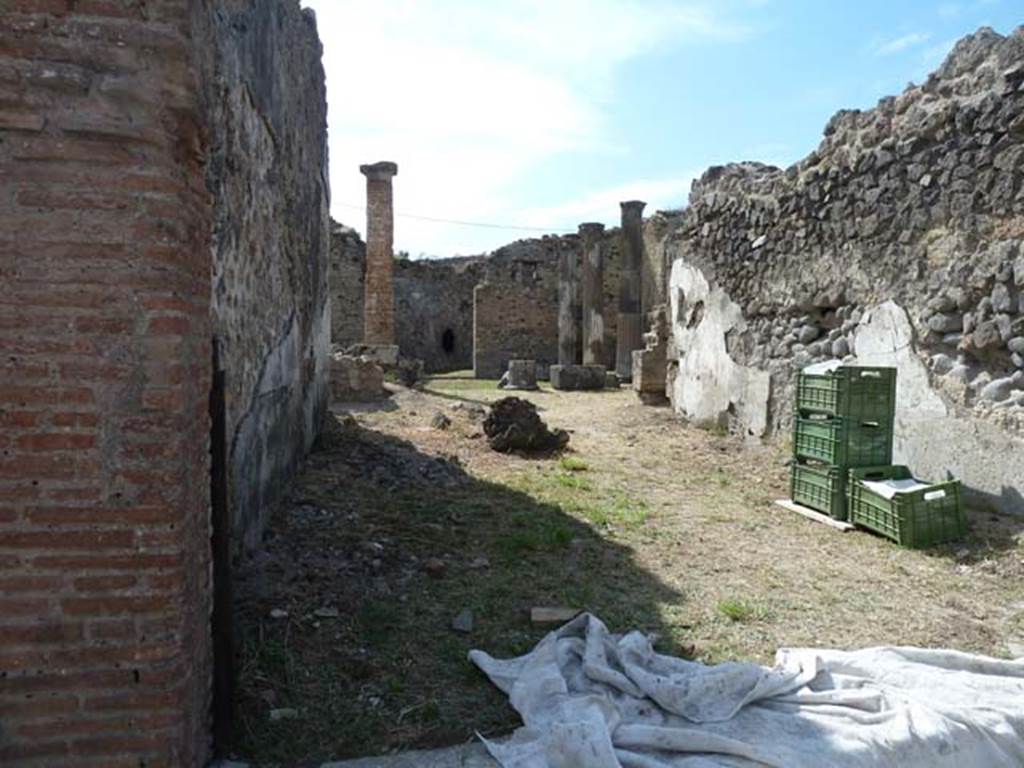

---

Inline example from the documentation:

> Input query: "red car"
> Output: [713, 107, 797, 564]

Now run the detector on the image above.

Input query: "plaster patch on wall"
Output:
[855, 301, 1024, 515]
[669, 260, 770, 437]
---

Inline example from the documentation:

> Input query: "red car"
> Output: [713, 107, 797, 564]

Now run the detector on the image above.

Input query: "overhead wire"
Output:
[337, 201, 573, 231]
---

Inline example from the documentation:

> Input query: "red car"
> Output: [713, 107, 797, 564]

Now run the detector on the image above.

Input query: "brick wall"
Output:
[473, 281, 559, 379]
[1, 2, 213, 765]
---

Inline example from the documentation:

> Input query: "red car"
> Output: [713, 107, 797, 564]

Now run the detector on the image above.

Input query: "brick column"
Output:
[557, 239, 581, 366]
[0, 3, 212, 765]
[616, 200, 646, 380]
[360, 161, 398, 346]
[579, 223, 606, 365]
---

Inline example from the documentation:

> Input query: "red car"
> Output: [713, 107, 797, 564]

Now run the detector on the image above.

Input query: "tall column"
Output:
[360, 161, 399, 346]
[557, 239, 581, 365]
[616, 200, 646, 380]
[579, 222, 606, 365]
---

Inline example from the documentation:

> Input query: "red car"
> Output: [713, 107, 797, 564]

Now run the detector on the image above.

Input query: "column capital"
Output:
[620, 200, 646, 215]
[360, 161, 399, 181]
[578, 222, 605, 237]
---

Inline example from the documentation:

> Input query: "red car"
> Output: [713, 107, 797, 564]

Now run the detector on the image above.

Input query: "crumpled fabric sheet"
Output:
[468, 613, 1024, 767]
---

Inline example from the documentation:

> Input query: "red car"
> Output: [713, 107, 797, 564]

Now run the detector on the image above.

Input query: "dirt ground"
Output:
[231, 374, 1024, 765]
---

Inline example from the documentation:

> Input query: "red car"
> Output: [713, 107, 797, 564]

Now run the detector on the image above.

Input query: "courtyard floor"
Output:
[231, 374, 1024, 765]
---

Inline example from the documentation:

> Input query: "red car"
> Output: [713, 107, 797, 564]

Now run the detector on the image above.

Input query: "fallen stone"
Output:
[1008, 337, 1024, 356]
[549, 364, 606, 391]
[483, 397, 569, 453]
[530, 607, 581, 625]
[269, 608, 289, 620]
[468, 556, 490, 570]
[430, 411, 451, 430]
[314, 607, 339, 619]
[604, 371, 620, 389]
[451, 608, 474, 634]
[831, 338, 850, 358]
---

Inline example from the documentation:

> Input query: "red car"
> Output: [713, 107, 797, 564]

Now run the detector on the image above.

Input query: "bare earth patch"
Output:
[231, 373, 1024, 764]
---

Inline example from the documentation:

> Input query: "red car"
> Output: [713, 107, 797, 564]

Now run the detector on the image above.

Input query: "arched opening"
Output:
[441, 328, 455, 354]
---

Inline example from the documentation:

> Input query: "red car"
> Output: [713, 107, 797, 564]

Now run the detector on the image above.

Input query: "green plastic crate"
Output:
[847, 465, 966, 548]
[797, 366, 896, 424]
[791, 461, 847, 520]
[793, 415, 893, 467]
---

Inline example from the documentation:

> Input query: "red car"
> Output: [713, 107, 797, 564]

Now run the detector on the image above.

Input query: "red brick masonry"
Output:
[1, 2, 213, 764]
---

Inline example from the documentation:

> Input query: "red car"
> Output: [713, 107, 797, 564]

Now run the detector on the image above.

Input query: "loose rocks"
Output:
[483, 397, 570, 453]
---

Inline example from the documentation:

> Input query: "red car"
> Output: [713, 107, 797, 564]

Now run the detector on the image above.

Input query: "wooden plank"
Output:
[530, 607, 581, 625]
[775, 499, 855, 531]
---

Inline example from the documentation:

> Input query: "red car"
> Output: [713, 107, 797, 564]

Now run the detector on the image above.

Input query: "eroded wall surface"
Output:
[194, 0, 330, 553]
[659, 28, 1024, 514]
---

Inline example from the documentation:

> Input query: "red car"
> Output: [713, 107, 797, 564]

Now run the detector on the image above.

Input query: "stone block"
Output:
[345, 343, 400, 367]
[505, 359, 538, 390]
[549, 364, 606, 391]
[330, 354, 388, 402]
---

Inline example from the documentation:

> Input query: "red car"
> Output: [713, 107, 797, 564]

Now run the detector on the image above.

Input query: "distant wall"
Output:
[395, 257, 483, 372]
[329, 222, 366, 349]
[473, 280, 559, 378]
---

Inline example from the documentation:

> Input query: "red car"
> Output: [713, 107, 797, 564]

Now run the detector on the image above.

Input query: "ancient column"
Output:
[616, 200, 646, 380]
[579, 222, 606, 365]
[557, 239, 580, 366]
[360, 161, 399, 346]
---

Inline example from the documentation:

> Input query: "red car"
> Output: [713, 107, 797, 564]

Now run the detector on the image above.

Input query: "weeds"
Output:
[717, 598, 757, 622]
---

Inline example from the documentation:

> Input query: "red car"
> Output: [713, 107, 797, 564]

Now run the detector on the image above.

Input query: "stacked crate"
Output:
[790, 367, 897, 521]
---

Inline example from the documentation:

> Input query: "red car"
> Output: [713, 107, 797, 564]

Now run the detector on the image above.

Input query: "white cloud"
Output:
[513, 176, 698, 234]
[302, 1, 752, 256]
[872, 31, 931, 56]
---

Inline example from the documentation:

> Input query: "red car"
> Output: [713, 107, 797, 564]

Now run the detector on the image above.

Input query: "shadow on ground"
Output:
[231, 414, 682, 764]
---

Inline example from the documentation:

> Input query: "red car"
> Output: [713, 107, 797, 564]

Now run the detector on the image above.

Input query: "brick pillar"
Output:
[557, 239, 581, 366]
[0, 4, 212, 765]
[360, 161, 399, 346]
[616, 200, 646, 380]
[579, 223, 606, 365]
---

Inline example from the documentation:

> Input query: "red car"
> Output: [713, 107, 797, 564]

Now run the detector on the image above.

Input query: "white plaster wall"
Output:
[855, 301, 1024, 515]
[669, 260, 770, 437]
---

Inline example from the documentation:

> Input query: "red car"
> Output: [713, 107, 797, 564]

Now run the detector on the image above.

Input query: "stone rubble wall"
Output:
[194, 0, 330, 554]
[657, 27, 1024, 515]
[329, 222, 366, 349]
[331, 227, 632, 377]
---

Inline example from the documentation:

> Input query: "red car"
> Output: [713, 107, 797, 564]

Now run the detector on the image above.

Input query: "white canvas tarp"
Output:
[469, 613, 1024, 767]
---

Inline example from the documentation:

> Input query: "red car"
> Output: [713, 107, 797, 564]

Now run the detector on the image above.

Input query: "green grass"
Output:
[559, 456, 590, 472]
[717, 598, 757, 623]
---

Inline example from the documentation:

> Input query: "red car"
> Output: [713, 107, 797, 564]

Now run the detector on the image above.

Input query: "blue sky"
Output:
[301, 0, 1019, 258]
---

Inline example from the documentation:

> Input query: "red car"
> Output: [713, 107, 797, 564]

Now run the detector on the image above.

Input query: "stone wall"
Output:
[194, 0, 330, 554]
[1, 2, 215, 764]
[0, 1, 330, 763]
[471, 233, 623, 378]
[395, 256, 483, 372]
[329, 222, 366, 349]
[657, 28, 1024, 515]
